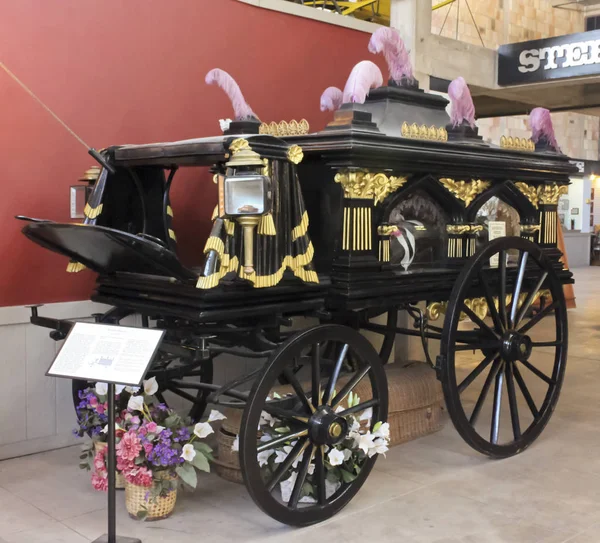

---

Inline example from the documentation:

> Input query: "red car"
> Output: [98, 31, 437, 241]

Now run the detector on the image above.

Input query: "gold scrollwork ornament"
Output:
[439, 178, 491, 207]
[287, 145, 304, 164]
[334, 170, 408, 205]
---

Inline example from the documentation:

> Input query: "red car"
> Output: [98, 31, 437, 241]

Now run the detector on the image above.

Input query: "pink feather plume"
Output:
[205, 68, 256, 121]
[342, 61, 384, 104]
[320, 87, 343, 112]
[447, 77, 476, 128]
[368, 27, 413, 83]
[529, 108, 560, 151]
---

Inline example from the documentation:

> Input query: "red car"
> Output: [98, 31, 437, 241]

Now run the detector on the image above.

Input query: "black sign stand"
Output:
[92, 382, 141, 543]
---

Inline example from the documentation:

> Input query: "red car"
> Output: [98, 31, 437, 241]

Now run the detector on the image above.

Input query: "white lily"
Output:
[143, 377, 158, 396]
[257, 449, 274, 467]
[327, 448, 345, 466]
[193, 422, 214, 439]
[125, 386, 140, 394]
[181, 443, 196, 462]
[350, 418, 360, 433]
[373, 422, 390, 441]
[95, 382, 108, 396]
[274, 446, 292, 464]
[231, 435, 239, 452]
[368, 437, 389, 458]
[208, 410, 227, 422]
[342, 448, 353, 461]
[127, 395, 144, 412]
[259, 410, 275, 427]
[359, 407, 373, 422]
[115, 385, 126, 394]
[334, 405, 345, 414]
[325, 479, 341, 499]
[155, 425, 165, 434]
[355, 432, 375, 454]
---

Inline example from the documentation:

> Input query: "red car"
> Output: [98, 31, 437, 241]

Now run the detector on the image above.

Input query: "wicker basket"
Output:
[213, 362, 443, 483]
[125, 472, 178, 521]
[94, 442, 125, 490]
[214, 428, 244, 484]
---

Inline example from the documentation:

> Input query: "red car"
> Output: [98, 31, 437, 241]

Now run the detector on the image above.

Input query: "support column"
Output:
[390, 0, 431, 87]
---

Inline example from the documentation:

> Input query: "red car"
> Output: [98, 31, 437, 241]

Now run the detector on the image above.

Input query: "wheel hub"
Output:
[501, 331, 532, 362]
[308, 406, 348, 446]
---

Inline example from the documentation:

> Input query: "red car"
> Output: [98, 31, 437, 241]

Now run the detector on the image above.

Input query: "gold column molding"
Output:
[401, 122, 448, 142]
[287, 145, 303, 164]
[514, 182, 569, 208]
[439, 178, 491, 207]
[500, 136, 535, 151]
[520, 224, 541, 234]
[259, 119, 310, 137]
[334, 170, 408, 205]
[446, 224, 484, 235]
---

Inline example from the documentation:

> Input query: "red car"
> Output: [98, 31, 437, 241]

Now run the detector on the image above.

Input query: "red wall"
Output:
[0, 0, 384, 307]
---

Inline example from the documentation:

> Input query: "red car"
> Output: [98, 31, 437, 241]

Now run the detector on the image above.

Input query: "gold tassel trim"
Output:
[196, 256, 240, 289]
[291, 211, 309, 241]
[168, 229, 177, 241]
[211, 205, 219, 221]
[84, 203, 103, 219]
[167, 205, 174, 217]
[258, 213, 277, 236]
[293, 266, 319, 284]
[66, 260, 86, 273]
[203, 236, 226, 259]
[244, 242, 316, 288]
[224, 219, 235, 237]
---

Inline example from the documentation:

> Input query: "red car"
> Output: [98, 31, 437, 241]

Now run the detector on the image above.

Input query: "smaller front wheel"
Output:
[239, 324, 388, 526]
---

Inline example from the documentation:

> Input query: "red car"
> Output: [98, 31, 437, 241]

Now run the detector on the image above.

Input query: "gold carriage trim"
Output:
[229, 138, 250, 155]
[167, 205, 174, 217]
[377, 225, 399, 236]
[84, 203, 103, 219]
[287, 145, 304, 165]
[259, 119, 310, 137]
[446, 224, 484, 235]
[211, 205, 219, 221]
[258, 213, 277, 236]
[196, 256, 240, 290]
[244, 242, 318, 288]
[426, 290, 552, 322]
[334, 170, 408, 205]
[66, 260, 86, 273]
[203, 236, 226, 258]
[439, 178, 490, 207]
[500, 136, 535, 151]
[520, 224, 541, 234]
[514, 182, 568, 207]
[292, 211, 309, 241]
[401, 122, 448, 142]
[224, 219, 235, 237]
[168, 229, 177, 241]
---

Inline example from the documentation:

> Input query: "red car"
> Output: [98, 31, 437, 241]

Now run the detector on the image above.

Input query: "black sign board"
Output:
[498, 30, 600, 86]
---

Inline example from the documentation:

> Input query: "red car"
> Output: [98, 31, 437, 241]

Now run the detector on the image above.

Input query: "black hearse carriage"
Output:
[20, 71, 574, 526]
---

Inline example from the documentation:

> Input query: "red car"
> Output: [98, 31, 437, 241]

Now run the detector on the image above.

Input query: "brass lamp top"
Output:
[79, 165, 101, 182]
[225, 147, 264, 168]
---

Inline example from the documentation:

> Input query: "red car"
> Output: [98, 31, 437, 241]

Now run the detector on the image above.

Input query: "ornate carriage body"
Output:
[20, 71, 574, 526]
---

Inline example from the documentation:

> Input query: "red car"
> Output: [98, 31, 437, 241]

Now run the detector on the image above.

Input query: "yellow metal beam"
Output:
[432, 0, 456, 10]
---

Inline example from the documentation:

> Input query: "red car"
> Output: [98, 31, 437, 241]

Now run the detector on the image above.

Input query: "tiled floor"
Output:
[1, 267, 599, 543]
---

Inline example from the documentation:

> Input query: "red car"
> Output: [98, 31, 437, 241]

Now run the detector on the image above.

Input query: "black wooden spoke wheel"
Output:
[239, 324, 388, 526]
[440, 237, 568, 458]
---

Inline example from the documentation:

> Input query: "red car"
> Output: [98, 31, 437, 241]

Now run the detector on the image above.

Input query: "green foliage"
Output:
[175, 463, 197, 489]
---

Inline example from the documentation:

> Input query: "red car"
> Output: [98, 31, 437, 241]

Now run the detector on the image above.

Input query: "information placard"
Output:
[488, 221, 506, 268]
[47, 322, 165, 386]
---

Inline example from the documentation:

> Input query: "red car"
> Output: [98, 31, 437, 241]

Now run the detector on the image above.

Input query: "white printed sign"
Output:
[47, 322, 164, 386]
[488, 221, 506, 268]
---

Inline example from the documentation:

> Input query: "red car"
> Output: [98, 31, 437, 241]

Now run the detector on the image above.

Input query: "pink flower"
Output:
[117, 456, 134, 474]
[131, 416, 141, 425]
[96, 403, 105, 415]
[125, 466, 153, 487]
[93, 451, 106, 472]
[143, 442, 153, 455]
[92, 472, 108, 491]
[146, 422, 158, 433]
[116, 430, 142, 462]
[89, 397, 98, 408]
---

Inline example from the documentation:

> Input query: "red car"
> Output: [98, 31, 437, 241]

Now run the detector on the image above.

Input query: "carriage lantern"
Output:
[220, 145, 272, 275]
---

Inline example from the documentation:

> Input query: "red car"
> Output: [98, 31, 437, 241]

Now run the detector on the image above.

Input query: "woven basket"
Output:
[94, 442, 125, 490]
[214, 425, 243, 484]
[125, 472, 178, 521]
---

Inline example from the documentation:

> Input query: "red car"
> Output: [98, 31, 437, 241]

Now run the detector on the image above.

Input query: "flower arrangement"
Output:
[241, 391, 390, 503]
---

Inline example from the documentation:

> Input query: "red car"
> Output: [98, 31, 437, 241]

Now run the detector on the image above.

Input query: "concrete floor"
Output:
[1, 267, 600, 543]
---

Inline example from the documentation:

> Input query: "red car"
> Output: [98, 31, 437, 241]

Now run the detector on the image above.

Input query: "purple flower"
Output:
[174, 427, 191, 443]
